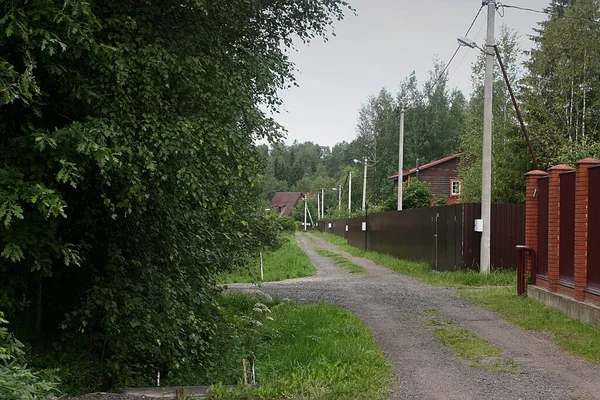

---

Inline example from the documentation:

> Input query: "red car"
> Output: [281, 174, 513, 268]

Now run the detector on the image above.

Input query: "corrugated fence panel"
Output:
[462, 203, 481, 270]
[559, 171, 576, 284]
[312, 202, 523, 271]
[587, 166, 600, 293]
[367, 209, 436, 265]
[491, 203, 525, 270]
[537, 177, 549, 277]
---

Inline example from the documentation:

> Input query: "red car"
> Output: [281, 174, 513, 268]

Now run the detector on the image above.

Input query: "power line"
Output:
[498, 3, 600, 25]
[426, 4, 485, 95]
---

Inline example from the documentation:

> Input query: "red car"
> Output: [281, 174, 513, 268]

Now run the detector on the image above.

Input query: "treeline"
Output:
[261, 0, 600, 215]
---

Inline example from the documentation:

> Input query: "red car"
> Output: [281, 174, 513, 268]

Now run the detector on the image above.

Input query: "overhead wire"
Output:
[426, 4, 485, 95]
[498, 3, 600, 25]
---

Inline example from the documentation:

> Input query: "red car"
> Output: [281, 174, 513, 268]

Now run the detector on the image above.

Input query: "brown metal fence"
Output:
[314, 203, 524, 272]
[587, 166, 600, 293]
[559, 171, 576, 285]
[537, 177, 549, 277]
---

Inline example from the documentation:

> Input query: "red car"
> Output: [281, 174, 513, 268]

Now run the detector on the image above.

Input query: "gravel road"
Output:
[230, 232, 600, 399]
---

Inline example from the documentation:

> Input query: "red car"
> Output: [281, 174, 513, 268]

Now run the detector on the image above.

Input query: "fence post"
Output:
[574, 159, 600, 301]
[547, 164, 575, 292]
[524, 170, 548, 279]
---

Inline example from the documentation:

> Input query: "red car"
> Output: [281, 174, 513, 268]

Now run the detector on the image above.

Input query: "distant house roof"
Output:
[270, 192, 305, 217]
[388, 152, 463, 181]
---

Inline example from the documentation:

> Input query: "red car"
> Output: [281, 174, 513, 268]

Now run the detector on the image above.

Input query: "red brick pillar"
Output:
[524, 170, 549, 275]
[574, 158, 600, 300]
[548, 164, 575, 292]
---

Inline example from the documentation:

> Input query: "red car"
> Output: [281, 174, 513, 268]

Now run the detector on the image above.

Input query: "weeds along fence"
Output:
[315, 203, 524, 272]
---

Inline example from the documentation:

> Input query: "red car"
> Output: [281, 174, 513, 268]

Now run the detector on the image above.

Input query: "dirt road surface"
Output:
[231, 232, 600, 399]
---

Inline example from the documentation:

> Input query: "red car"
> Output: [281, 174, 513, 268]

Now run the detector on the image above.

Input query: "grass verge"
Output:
[207, 294, 392, 400]
[458, 287, 600, 364]
[315, 248, 367, 275]
[222, 233, 316, 283]
[310, 231, 514, 287]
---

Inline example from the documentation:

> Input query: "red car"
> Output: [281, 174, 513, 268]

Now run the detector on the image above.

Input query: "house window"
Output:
[451, 180, 462, 196]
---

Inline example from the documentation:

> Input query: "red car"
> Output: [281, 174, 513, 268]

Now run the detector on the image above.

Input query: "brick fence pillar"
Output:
[548, 164, 575, 292]
[524, 170, 549, 275]
[574, 158, 600, 300]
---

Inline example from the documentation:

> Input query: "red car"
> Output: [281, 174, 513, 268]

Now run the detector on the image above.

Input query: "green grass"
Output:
[432, 325, 519, 373]
[222, 234, 316, 283]
[311, 231, 515, 287]
[207, 295, 393, 400]
[459, 287, 600, 364]
[315, 248, 367, 275]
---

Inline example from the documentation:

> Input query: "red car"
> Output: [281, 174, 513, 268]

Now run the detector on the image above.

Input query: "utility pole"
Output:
[338, 184, 342, 210]
[304, 196, 307, 231]
[397, 108, 405, 211]
[480, 0, 495, 274]
[317, 191, 320, 221]
[361, 156, 368, 211]
[348, 171, 352, 214]
[321, 188, 325, 219]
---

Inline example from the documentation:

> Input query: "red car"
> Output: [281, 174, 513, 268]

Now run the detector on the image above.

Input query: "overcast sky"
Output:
[273, 0, 550, 148]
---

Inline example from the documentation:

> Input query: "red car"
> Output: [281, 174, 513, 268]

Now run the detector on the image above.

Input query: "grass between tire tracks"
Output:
[315, 248, 367, 275]
[418, 309, 520, 374]
[311, 231, 600, 367]
[310, 231, 514, 287]
[458, 287, 600, 364]
[221, 233, 316, 283]
[208, 294, 392, 400]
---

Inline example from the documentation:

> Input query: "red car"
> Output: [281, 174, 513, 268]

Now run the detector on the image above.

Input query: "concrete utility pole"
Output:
[338, 184, 342, 210]
[304, 196, 307, 231]
[321, 188, 325, 219]
[481, 0, 495, 274]
[397, 108, 405, 211]
[348, 171, 352, 214]
[317, 191, 320, 221]
[361, 156, 368, 211]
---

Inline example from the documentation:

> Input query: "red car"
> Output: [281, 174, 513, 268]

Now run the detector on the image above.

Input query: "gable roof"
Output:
[388, 152, 463, 180]
[270, 192, 305, 217]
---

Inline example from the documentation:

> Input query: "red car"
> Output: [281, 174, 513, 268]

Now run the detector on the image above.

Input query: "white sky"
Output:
[274, 0, 550, 148]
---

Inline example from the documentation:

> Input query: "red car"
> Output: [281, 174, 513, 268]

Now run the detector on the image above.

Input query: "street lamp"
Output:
[354, 157, 375, 211]
[331, 185, 342, 210]
[457, 0, 495, 274]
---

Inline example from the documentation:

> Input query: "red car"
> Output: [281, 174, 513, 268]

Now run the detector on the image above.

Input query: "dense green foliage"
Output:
[0, 0, 350, 389]
[523, 0, 600, 168]
[0, 313, 59, 399]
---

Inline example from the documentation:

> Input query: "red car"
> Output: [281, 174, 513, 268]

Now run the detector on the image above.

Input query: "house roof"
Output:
[270, 192, 305, 217]
[388, 152, 463, 180]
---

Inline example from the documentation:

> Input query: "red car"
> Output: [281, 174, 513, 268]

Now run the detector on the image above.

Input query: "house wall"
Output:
[403, 158, 460, 202]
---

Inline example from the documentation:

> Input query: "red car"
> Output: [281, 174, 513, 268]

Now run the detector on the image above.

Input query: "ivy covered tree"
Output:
[0, 0, 351, 387]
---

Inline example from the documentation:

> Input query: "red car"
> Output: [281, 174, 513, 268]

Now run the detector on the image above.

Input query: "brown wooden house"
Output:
[389, 152, 463, 204]
[270, 192, 305, 217]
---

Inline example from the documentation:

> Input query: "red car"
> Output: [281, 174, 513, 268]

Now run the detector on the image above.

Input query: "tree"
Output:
[522, 0, 600, 168]
[0, 0, 351, 386]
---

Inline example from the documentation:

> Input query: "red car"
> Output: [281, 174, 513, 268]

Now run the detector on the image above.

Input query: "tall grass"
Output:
[310, 231, 515, 287]
[207, 295, 392, 399]
[222, 234, 315, 283]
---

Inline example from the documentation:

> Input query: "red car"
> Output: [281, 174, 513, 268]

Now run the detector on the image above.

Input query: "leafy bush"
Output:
[383, 180, 432, 211]
[0, 313, 59, 399]
[276, 216, 297, 232]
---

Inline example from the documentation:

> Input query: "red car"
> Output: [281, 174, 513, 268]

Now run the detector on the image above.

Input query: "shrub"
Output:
[0, 313, 60, 399]
[276, 216, 297, 232]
